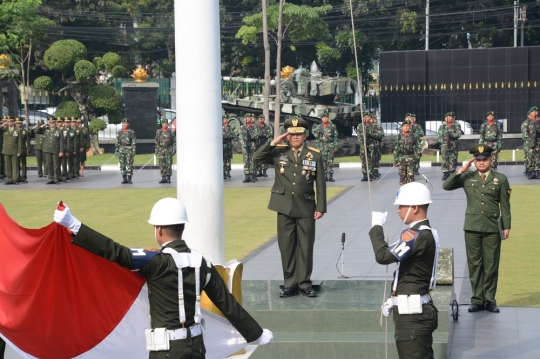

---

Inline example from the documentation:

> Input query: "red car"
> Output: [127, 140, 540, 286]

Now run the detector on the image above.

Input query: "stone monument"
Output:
[0, 54, 20, 117]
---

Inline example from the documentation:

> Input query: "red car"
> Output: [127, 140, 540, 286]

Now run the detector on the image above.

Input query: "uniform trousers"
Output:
[18, 154, 27, 180]
[277, 212, 315, 289]
[148, 335, 205, 359]
[393, 303, 438, 359]
[73, 151, 80, 176]
[3, 154, 19, 182]
[45, 152, 61, 181]
[61, 153, 68, 180]
[465, 230, 501, 305]
[35, 149, 46, 176]
[0, 153, 4, 178]
[67, 152, 74, 178]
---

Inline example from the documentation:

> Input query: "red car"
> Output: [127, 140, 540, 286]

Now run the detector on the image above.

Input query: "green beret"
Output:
[405, 113, 412, 118]
[160, 119, 168, 125]
[243, 113, 250, 118]
[445, 111, 456, 117]
[469, 144, 494, 159]
[486, 111, 495, 117]
[222, 115, 228, 120]
[410, 113, 416, 118]
[258, 114, 265, 119]
[284, 116, 308, 134]
[363, 112, 371, 117]
[121, 118, 129, 123]
[401, 120, 410, 127]
[527, 106, 538, 115]
[321, 110, 329, 118]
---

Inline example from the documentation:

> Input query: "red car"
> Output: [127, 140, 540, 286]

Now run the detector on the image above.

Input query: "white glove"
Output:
[255, 329, 273, 345]
[372, 211, 388, 227]
[381, 298, 393, 318]
[54, 202, 82, 235]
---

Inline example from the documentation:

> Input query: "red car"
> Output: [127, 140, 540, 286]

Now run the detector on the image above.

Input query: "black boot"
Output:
[442, 172, 450, 181]
[251, 173, 258, 182]
[159, 176, 167, 184]
[325, 175, 329, 182]
[167, 176, 171, 183]
[262, 169, 268, 177]
[415, 168, 420, 175]
[226, 170, 231, 178]
[121, 175, 128, 184]
[256, 170, 262, 177]
[328, 172, 335, 182]
[242, 174, 251, 183]
[361, 174, 368, 182]
[127, 175, 132, 184]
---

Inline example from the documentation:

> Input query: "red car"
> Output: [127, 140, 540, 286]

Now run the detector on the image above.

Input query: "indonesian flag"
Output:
[0, 203, 247, 359]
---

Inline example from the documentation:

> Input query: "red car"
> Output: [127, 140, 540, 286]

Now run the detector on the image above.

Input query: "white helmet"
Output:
[394, 182, 432, 206]
[148, 198, 189, 225]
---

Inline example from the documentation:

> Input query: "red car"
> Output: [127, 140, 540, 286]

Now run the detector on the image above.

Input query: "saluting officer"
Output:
[70, 117, 80, 179]
[155, 118, 176, 184]
[39, 117, 64, 185]
[479, 111, 503, 171]
[443, 145, 511, 313]
[53, 198, 273, 358]
[254, 117, 327, 298]
[31, 119, 47, 178]
[371, 182, 440, 359]
[14, 118, 29, 183]
[116, 118, 136, 184]
[78, 119, 90, 177]
[1, 116, 22, 185]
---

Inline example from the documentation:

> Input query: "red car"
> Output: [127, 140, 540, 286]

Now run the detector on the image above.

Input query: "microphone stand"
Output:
[338, 233, 349, 279]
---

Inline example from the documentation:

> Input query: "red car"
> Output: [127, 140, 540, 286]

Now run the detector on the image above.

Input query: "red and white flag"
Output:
[0, 203, 247, 359]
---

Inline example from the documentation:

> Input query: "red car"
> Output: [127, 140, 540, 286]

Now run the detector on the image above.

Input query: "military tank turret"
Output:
[221, 61, 362, 136]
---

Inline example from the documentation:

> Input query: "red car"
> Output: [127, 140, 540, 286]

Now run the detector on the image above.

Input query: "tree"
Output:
[33, 39, 124, 154]
[0, 0, 52, 142]
[236, 3, 332, 132]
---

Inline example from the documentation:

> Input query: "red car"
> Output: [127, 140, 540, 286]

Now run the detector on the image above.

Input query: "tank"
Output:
[221, 61, 362, 136]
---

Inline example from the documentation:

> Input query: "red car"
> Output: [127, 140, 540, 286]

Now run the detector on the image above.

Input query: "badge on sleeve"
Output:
[387, 229, 419, 262]
[130, 248, 160, 270]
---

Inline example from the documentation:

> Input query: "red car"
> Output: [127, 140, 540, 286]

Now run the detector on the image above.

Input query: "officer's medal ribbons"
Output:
[302, 152, 316, 179]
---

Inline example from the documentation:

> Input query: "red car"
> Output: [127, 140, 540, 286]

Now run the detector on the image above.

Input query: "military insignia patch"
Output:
[401, 229, 417, 242]
[493, 178, 498, 184]
[387, 229, 419, 262]
[292, 118, 299, 127]
[478, 145, 485, 153]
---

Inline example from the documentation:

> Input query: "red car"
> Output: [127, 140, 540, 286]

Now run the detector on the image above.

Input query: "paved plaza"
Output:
[2, 164, 539, 358]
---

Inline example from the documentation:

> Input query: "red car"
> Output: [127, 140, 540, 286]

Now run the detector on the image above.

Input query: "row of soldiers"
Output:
[521, 106, 540, 179]
[1, 115, 90, 185]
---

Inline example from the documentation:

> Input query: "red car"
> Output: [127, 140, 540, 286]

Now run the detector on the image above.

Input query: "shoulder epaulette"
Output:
[276, 144, 289, 147]
[308, 146, 320, 153]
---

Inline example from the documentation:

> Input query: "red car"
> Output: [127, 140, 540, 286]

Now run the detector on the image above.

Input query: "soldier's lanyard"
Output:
[391, 225, 440, 295]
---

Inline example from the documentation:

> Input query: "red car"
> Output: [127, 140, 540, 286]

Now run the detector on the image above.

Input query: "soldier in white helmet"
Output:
[54, 198, 272, 358]
[369, 182, 440, 359]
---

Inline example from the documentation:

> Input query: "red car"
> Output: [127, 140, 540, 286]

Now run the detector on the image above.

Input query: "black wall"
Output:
[122, 84, 159, 139]
[0, 82, 19, 117]
[379, 47, 540, 133]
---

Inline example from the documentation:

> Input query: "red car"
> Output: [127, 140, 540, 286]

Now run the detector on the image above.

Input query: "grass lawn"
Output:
[0, 187, 345, 262]
[497, 184, 540, 307]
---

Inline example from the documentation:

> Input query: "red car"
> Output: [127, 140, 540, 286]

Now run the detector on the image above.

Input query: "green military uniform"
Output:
[370, 219, 438, 359]
[393, 121, 421, 186]
[14, 118, 29, 183]
[70, 119, 80, 179]
[521, 106, 540, 179]
[255, 115, 272, 177]
[479, 111, 503, 170]
[155, 120, 176, 183]
[79, 122, 90, 172]
[370, 115, 384, 177]
[438, 112, 461, 180]
[408, 114, 424, 175]
[253, 117, 327, 296]
[222, 118, 235, 179]
[40, 119, 64, 184]
[58, 119, 71, 182]
[31, 120, 47, 177]
[357, 114, 373, 181]
[72, 224, 263, 358]
[443, 145, 511, 310]
[116, 118, 137, 184]
[239, 114, 255, 183]
[1, 117, 22, 185]
[312, 111, 338, 182]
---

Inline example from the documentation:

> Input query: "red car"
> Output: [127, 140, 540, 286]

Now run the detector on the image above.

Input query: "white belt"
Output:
[391, 294, 431, 306]
[168, 324, 203, 340]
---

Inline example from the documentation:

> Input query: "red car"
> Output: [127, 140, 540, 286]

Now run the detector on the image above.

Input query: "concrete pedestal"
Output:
[122, 82, 159, 140]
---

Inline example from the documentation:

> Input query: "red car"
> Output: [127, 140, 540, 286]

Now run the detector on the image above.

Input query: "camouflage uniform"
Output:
[521, 117, 540, 178]
[248, 122, 259, 177]
[115, 126, 136, 181]
[312, 120, 338, 180]
[410, 121, 424, 174]
[239, 116, 254, 182]
[255, 122, 273, 176]
[222, 123, 235, 178]
[367, 121, 384, 178]
[155, 126, 176, 181]
[393, 131, 420, 186]
[479, 121, 503, 169]
[437, 118, 461, 177]
[357, 119, 373, 180]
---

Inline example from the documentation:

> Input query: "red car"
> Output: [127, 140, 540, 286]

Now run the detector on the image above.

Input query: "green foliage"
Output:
[44, 40, 87, 73]
[74, 60, 96, 80]
[399, 10, 417, 33]
[241, 56, 255, 67]
[88, 85, 121, 114]
[106, 110, 124, 124]
[55, 101, 81, 118]
[33, 76, 53, 91]
[52, 40, 87, 61]
[111, 65, 127, 79]
[93, 56, 105, 71]
[88, 118, 107, 133]
[102, 52, 121, 71]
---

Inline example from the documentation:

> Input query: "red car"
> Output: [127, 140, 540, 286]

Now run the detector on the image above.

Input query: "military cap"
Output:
[258, 114, 265, 119]
[76, 119, 82, 123]
[363, 111, 371, 117]
[121, 118, 129, 123]
[64, 117, 70, 122]
[410, 113, 416, 118]
[243, 113, 250, 118]
[71, 117, 77, 122]
[15, 117, 23, 123]
[4, 115, 13, 120]
[284, 116, 308, 134]
[405, 113, 412, 118]
[37, 119, 45, 125]
[56, 117, 63, 122]
[527, 106, 538, 115]
[48, 117, 55, 122]
[321, 110, 329, 118]
[222, 115, 228, 119]
[160, 119, 168, 125]
[444, 111, 456, 117]
[469, 144, 494, 159]
[486, 111, 495, 117]
[401, 120, 410, 127]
